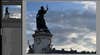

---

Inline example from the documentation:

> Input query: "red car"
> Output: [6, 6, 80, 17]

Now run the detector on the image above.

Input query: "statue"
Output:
[27, 40, 34, 53]
[36, 5, 49, 32]
[5, 7, 9, 15]
[5, 7, 9, 18]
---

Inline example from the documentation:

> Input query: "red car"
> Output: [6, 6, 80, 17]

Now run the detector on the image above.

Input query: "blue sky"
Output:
[27, 2, 84, 11]
[26, 1, 96, 52]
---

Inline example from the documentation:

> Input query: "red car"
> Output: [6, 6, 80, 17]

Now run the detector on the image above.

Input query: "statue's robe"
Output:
[36, 9, 48, 31]
[5, 7, 9, 15]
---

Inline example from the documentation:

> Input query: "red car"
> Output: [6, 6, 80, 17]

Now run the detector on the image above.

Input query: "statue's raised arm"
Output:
[46, 5, 48, 11]
[36, 6, 48, 18]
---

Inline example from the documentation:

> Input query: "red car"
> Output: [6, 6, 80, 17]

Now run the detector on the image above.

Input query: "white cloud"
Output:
[16, 5, 21, 8]
[73, 1, 96, 12]
[84, 32, 96, 44]
[26, 2, 96, 51]
[81, 1, 96, 12]
[67, 33, 78, 38]
[10, 12, 21, 18]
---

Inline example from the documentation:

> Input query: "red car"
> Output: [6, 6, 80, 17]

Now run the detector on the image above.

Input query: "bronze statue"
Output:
[36, 5, 49, 32]
[5, 7, 9, 15]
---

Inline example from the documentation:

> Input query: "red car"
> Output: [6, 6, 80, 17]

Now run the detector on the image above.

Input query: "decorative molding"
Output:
[2, 18, 22, 28]
[1, 0, 22, 5]
[32, 30, 52, 37]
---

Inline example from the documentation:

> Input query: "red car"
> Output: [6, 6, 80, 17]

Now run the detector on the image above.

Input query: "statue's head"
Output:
[40, 6, 44, 10]
[6, 7, 8, 10]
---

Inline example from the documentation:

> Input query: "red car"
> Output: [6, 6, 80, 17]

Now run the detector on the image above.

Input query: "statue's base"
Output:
[32, 29, 52, 53]
[32, 29, 52, 38]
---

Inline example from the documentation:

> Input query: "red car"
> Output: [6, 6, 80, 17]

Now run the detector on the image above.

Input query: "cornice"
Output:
[2, 18, 22, 28]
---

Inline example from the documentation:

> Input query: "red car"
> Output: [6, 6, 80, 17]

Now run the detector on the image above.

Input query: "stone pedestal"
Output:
[32, 30, 52, 53]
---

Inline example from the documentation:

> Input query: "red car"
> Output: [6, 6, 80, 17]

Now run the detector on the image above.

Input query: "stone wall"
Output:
[1, 18, 22, 55]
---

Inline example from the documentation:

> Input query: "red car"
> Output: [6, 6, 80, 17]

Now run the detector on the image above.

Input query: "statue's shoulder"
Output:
[38, 9, 43, 12]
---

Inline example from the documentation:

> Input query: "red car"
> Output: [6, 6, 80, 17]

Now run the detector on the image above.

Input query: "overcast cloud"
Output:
[26, 1, 96, 51]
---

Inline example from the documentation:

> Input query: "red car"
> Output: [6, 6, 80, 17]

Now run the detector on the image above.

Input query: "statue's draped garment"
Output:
[5, 7, 9, 15]
[36, 8, 48, 31]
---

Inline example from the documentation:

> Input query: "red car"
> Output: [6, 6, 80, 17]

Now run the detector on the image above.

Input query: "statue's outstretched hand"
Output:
[46, 5, 48, 10]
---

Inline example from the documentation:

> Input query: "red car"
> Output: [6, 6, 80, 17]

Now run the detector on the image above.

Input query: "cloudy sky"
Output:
[26, 1, 96, 52]
[3, 5, 21, 18]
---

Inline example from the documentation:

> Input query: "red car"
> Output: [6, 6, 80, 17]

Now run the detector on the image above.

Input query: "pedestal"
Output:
[32, 30, 52, 53]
